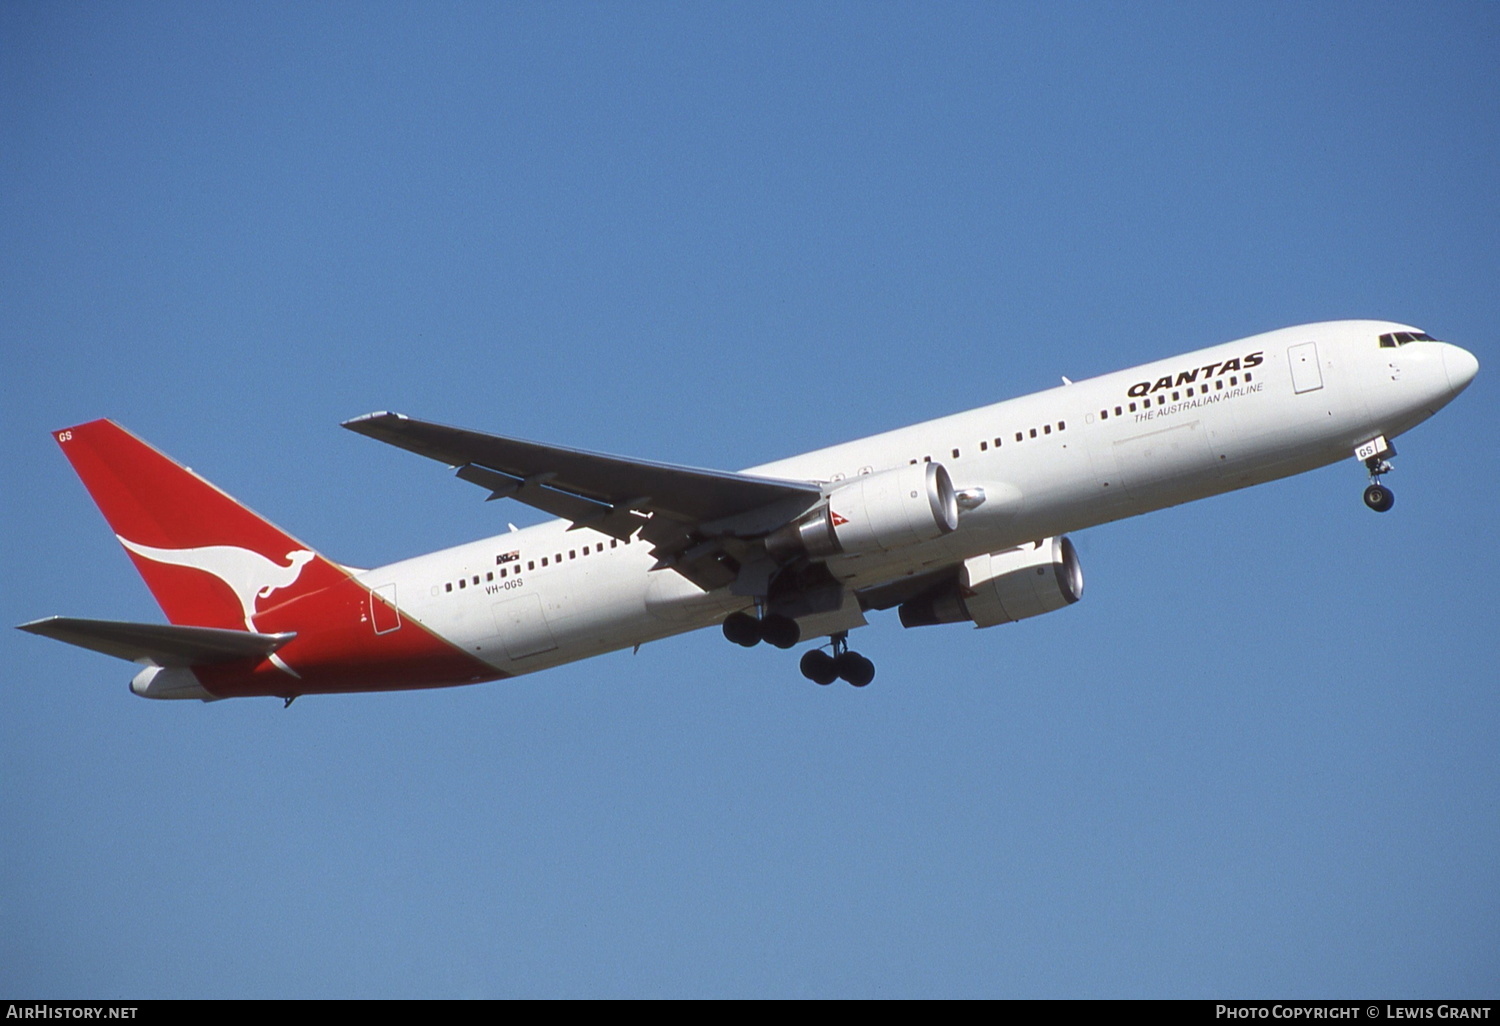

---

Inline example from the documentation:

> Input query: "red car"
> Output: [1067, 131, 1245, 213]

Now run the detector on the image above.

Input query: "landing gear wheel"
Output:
[799, 649, 838, 686]
[722, 612, 761, 647]
[1360, 447, 1396, 513]
[1363, 483, 1395, 513]
[806, 632, 874, 688]
[760, 614, 801, 650]
[834, 652, 875, 687]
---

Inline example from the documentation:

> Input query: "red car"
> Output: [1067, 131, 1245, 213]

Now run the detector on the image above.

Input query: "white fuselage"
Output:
[356, 320, 1474, 676]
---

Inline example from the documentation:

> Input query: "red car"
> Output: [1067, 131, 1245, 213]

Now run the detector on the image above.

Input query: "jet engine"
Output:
[899, 536, 1083, 628]
[765, 462, 958, 562]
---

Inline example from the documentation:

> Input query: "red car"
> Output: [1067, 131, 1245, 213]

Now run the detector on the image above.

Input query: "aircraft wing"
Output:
[17, 616, 295, 666]
[342, 412, 822, 589]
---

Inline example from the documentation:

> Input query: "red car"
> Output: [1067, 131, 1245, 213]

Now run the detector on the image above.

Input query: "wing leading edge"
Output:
[342, 412, 823, 589]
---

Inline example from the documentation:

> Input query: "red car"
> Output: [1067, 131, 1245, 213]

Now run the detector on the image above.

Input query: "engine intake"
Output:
[900, 536, 1083, 628]
[766, 462, 958, 563]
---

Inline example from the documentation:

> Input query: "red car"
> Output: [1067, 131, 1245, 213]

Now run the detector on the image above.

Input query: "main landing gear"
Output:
[722, 610, 801, 649]
[799, 632, 876, 688]
[723, 615, 876, 687]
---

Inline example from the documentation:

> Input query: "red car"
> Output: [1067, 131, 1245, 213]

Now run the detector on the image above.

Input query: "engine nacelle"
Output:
[900, 536, 1083, 628]
[766, 462, 958, 562]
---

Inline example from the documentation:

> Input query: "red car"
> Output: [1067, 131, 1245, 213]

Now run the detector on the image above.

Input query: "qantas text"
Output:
[1127, 352, 1264, 398]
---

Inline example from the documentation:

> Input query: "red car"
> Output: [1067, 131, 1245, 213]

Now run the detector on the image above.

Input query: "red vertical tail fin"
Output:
[53, 420, 346, 631]
[49, 420, 500, 699]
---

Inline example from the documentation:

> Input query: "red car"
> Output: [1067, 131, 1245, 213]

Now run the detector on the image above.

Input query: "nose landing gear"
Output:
[1356, 436, 1396, 513]
[1363, 481, 1394, 513]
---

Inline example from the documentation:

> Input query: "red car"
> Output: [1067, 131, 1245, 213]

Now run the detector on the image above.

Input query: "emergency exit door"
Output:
[1288, 342, 1323, 394]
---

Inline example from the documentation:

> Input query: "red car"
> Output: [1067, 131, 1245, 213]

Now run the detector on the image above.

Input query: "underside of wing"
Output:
[343, 412, 823, 589]
[17, 616, 296, 667]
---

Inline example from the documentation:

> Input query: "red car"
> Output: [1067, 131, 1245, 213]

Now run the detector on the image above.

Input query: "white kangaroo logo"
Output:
[117, 537, 317, 677]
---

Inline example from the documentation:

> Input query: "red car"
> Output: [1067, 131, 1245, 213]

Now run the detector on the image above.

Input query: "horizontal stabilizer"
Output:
[17, 616, 295, 667]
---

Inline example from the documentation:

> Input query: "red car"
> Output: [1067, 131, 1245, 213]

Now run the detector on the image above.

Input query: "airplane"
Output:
[18, 319, 1478, 703]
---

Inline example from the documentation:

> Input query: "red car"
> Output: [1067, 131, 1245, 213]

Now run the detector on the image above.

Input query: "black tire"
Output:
[1363, 484, 1395, 513]
[848, 655, 875, 688]
[722, 612, 762, 647]
[800, 649, 838, 685]
[760, 614, 801, 650]
[835, 652, 875, 688]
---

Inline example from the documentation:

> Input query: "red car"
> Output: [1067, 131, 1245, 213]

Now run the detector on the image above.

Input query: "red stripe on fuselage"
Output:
[194, 576, 506, 698]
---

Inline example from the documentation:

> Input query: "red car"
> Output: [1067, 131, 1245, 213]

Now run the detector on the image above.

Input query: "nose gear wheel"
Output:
[1362, 451, 1395, 513]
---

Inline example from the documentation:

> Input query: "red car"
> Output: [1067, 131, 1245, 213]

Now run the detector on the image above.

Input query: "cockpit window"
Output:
[1378, 331, 1438, 348]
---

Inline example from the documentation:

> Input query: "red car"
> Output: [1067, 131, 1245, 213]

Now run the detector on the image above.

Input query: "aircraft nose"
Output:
[1443, 343, 1479, 395]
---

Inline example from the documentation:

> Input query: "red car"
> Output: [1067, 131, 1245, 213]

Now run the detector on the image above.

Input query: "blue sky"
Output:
[3, 2, 1496, 998]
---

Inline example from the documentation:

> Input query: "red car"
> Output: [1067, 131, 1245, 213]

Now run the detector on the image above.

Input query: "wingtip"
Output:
[341, 411, 408, 431]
